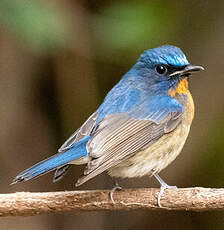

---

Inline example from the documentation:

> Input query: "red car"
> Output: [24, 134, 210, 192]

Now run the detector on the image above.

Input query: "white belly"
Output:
[108, 120, 191, 178]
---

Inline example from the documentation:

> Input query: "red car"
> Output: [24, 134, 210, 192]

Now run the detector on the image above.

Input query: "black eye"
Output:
[155, 65, 167, 75]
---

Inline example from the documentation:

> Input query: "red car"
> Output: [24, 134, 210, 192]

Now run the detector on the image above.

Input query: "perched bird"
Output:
[12, 45, 203, 206]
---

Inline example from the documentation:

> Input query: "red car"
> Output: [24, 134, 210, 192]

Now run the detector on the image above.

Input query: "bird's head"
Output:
[132, 45, 204, 97]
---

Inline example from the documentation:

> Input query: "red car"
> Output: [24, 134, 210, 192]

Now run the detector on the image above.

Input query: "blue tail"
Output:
[12, 137, 90, 184]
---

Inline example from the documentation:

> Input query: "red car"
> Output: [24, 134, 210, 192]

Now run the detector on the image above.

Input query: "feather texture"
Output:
[53, 112, 98, 182]
[76, 109, 182, 186]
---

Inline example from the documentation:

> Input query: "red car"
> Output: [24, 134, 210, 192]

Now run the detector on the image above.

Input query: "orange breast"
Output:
[185, 90, 195, 122]
[169, 78, 194, 122]
[168, 78, 189, 97]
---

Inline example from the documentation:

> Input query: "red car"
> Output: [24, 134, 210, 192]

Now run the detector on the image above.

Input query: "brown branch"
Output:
[0, 187, 224, 217]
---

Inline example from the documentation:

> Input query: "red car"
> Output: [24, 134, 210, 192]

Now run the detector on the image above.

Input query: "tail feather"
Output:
[12, 136, 90, 184]
[53, 164, 71, 183]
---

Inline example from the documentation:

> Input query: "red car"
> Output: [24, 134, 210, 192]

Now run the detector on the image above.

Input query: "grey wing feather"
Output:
[53, 112, 98, 182]
[164, 111, 182, 133]
[76, 112, 182, 186]
[58, 112, 98, 152]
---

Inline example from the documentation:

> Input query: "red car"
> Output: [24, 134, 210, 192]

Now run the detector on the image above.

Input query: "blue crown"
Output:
[139, 45, 189, 67]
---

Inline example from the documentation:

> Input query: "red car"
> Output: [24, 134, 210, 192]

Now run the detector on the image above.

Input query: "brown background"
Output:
[0, 0, 224, 229]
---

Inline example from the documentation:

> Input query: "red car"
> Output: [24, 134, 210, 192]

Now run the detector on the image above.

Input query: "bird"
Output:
[12, 45, 204, 207]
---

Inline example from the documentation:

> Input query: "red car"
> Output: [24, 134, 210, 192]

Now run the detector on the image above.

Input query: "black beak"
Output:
[183, 65, 204, 74]
[170, 65, 204, 77]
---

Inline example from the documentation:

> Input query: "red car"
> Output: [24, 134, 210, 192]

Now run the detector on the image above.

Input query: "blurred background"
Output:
[0, 0, 223, 229]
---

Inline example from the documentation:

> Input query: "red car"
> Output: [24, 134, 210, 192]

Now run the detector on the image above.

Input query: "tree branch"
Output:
[0, 187, 224, 217]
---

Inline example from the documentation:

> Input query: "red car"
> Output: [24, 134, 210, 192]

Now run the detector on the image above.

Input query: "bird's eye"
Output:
[155, 65, 167, 75]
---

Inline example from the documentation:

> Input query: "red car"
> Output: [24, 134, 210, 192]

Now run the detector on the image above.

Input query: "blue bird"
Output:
[12, 45, 204, 206]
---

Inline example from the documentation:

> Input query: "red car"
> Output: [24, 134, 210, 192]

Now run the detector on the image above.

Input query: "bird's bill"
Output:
[170, 65, 204, 77]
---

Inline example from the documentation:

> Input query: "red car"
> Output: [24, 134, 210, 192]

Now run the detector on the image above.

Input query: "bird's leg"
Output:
[110, 180, 122, 204]
[154, 173, 177, 207]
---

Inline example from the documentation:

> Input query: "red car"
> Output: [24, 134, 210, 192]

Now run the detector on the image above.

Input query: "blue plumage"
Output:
[139, 45, 189, 67]
[12, 136, 90, 183]
[13, 45, 203, 205]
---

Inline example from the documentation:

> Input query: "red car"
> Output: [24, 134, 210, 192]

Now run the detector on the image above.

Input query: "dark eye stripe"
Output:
[167, 64, 186, 71]
[166, 64, 187, 76]
[155, 64, 188, 76]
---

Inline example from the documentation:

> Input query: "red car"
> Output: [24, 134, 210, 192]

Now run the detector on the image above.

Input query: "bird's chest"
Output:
[108, 92, 194, 178]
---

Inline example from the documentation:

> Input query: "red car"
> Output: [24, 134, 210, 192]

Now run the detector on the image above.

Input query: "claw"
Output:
[109, 182, 122, 204]
[154, 173, 177, 207]
[158, 183, 177, 207]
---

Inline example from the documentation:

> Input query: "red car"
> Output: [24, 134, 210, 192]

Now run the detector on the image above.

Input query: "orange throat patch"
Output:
[169, 77, 195, 121]
[168, 78, 189, 97]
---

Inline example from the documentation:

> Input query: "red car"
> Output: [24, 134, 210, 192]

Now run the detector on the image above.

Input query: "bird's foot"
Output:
[158, 183, 177, 208]
[110, 182, 122, 204]
[153, 173, 177, 207]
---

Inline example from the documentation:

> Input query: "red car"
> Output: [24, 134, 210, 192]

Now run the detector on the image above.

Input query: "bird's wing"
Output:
[53, 112, 98, 182]
[58, 112, 99, 153]
[76, 101, 183, 186]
